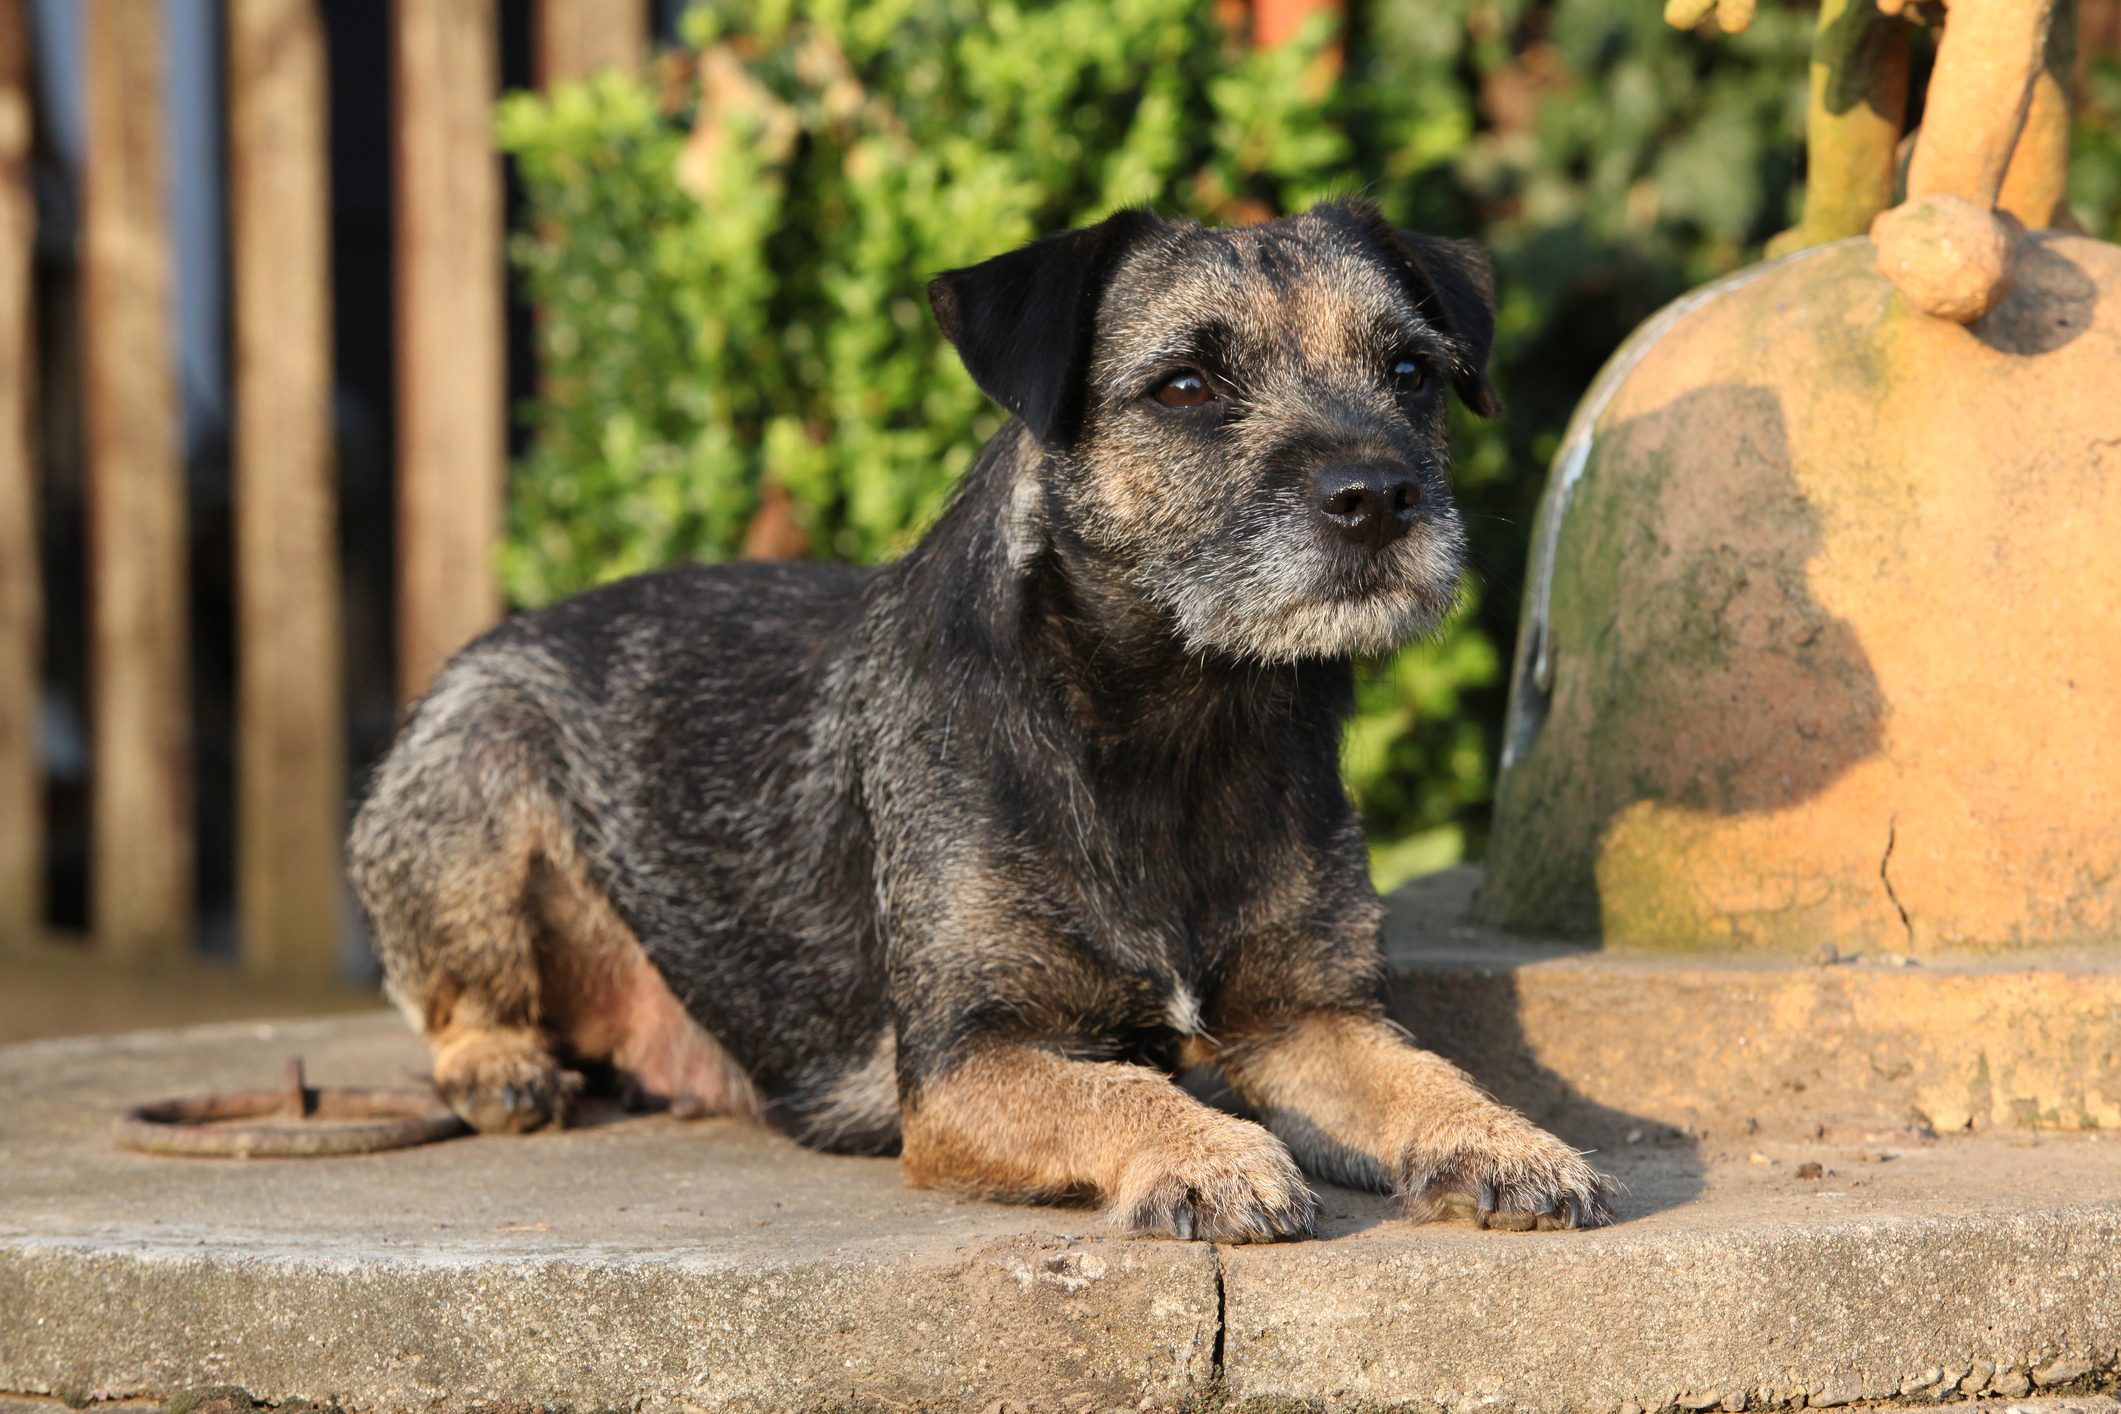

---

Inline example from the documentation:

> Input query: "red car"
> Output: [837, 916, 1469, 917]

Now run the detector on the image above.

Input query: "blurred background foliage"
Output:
[2076, 52, 2121, 238]
[498, 0, 2119, 890]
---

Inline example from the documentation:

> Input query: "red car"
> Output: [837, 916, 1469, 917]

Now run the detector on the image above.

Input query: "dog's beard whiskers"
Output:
[1145, 513, 1464, 664]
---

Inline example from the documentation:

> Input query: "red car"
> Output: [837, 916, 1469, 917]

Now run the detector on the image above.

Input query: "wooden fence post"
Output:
[82, 0, 192, 961]
[392, 0, 504, 703]
[0, 0, 38, 950]
[229, 0, 343, 978]
[535, 0, 649, 87]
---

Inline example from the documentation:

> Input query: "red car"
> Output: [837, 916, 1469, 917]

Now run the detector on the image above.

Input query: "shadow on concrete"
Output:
[1383, 871, 1707, 1225]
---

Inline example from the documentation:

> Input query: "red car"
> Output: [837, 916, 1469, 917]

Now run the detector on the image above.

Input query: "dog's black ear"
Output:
[1332, 201, 1501, 417]
[928, 208, 1165, 445]
[1392, 231, 1501, 417]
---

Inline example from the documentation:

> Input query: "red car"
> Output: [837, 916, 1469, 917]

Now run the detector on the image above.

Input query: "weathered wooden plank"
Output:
[229, 0, 343, 978]
[0, 0, 39, 950]
[392, 0, 504, 702]
[535, 0, 648, 87]
[81, 0, 192, 959]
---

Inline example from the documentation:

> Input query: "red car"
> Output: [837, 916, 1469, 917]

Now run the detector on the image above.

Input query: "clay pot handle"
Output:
[1904, 0, 2053, 209]
[1872, 0, 2070, 322]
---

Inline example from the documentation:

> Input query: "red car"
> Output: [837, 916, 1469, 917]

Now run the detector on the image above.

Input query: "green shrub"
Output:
[501, 2, 2102, 887]
[498, 0, 1817, 886]
[500, 0, 1354, 598]
[2075, 55, 2121, 243]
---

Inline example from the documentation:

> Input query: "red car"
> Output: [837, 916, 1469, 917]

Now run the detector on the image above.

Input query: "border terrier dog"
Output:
[349, 198, 1615, 1240]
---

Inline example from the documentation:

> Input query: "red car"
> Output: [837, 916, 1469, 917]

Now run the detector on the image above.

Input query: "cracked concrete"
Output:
[1881, 817, 1915, 946]
[4, 1004, 2120, 1413]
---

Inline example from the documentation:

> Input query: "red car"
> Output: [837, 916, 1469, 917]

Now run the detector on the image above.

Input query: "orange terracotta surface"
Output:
[1480, 232, 2121, 953]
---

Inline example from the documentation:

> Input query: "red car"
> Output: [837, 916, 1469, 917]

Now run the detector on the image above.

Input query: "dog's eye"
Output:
[1151, 370, 1215, 409]
[1389, 357, 1424, 393]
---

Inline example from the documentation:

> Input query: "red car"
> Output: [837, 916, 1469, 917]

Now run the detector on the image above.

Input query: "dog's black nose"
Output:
[1315, 463, 1421, 550]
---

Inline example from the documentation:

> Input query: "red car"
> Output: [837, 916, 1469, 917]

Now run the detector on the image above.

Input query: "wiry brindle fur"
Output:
[348, 199, 1616, 1239]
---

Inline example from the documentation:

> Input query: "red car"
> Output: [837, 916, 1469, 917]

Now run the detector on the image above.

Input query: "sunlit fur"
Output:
[1062, 206, 1472, 662]
[347, 200, 1614, 1238]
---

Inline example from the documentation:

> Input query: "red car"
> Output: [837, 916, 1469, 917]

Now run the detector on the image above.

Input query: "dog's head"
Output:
[929, 199, 1496, 663]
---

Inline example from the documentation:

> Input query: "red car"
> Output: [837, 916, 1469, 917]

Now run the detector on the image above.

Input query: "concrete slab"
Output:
[0, 1017, 1215, 1413]
[1224, 1142, 2121, 1412]
[1387, 869, 2121, 1143]
[5, 1014, 2121, 1412]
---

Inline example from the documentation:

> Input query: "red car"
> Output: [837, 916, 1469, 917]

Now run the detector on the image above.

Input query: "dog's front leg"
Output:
[1216, 1011, 1615, 1230]
[900, 1043, 1317, 1241]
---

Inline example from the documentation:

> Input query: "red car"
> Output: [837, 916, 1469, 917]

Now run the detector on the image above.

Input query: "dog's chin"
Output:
[1187, 585, 1455, 664]
[1147, 519, 1468, 665]
[1165, 564, 1463, 664]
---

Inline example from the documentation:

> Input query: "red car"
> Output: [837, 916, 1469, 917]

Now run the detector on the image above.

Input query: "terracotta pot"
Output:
[1479, 231, 2121, 953]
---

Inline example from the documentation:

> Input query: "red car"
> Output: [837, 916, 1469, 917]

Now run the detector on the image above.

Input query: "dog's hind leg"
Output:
[350, 653, 755, 1132]
[532, 847, 760, 1121]
[348, 666, 579, 1132]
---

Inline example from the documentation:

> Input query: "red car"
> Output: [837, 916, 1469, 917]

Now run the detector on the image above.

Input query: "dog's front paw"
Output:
[1112, 1118, 1318, 1242]
[432, 1027, 584, 1134]
[1402, 1111, 1616, 1231]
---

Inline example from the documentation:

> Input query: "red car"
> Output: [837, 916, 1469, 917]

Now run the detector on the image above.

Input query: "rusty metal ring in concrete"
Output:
[114, 1058, 468, 1158]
